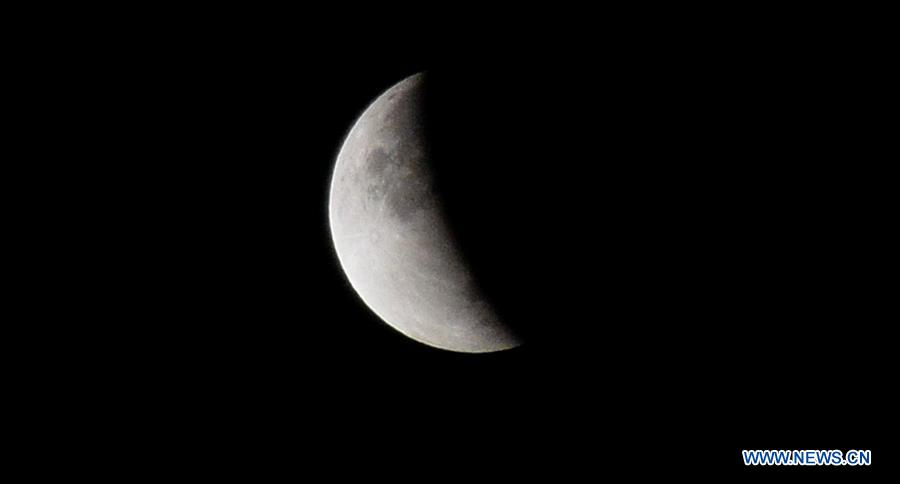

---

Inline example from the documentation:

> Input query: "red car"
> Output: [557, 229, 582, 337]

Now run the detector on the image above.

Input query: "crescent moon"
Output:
[329, 73, 521, 353]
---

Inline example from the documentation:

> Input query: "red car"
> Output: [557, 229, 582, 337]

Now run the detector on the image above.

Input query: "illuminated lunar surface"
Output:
[329, 73, 521, 353]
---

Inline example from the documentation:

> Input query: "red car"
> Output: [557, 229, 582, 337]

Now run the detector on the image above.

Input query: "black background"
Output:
[42, 8, 894, 478]
[279, 17, 894, 478]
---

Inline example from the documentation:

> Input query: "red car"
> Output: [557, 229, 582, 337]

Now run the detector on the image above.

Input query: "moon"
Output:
[329, 73, 521, 353]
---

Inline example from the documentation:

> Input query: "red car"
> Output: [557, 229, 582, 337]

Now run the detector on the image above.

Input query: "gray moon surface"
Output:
[329, 73, 521, 353]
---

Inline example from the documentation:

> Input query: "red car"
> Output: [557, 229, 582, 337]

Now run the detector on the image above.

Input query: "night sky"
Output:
[286, 28, 893, 476]
[92, 12, 893, 477]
